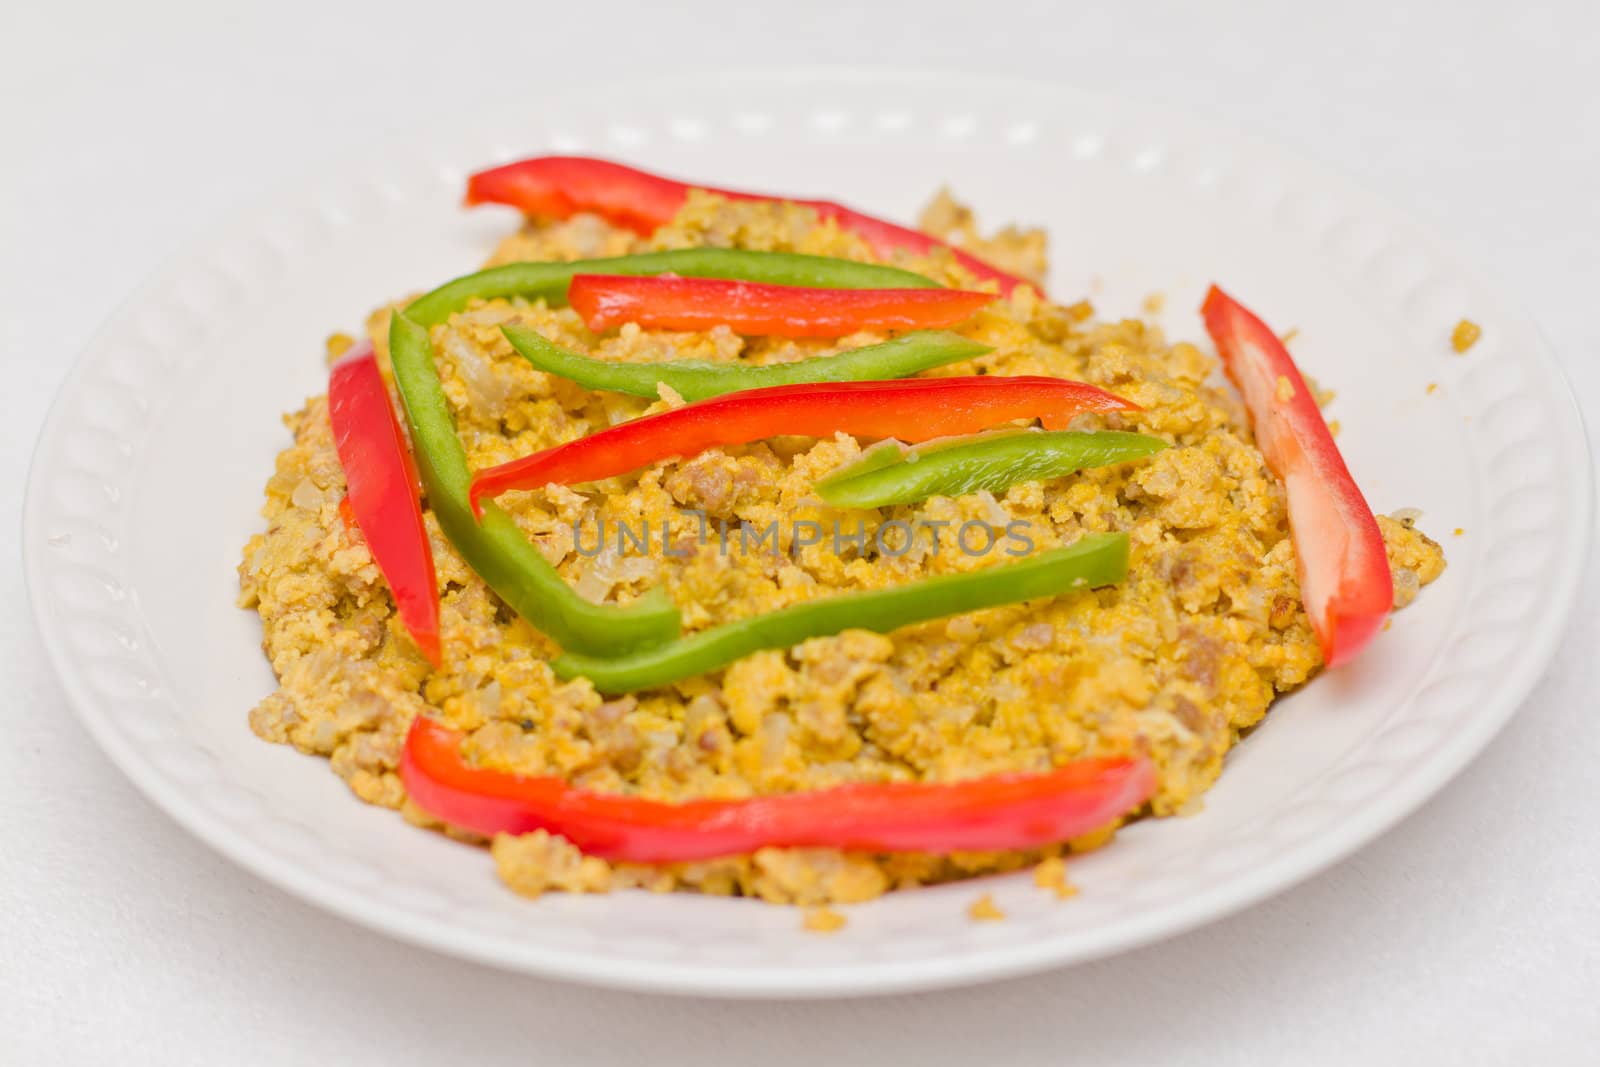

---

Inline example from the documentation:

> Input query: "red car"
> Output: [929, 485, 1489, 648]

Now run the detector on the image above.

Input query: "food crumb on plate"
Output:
[1378, 513, 1446, 608]
[1280, 327, 1299, 345]
[803, 906, 848, 934]
[324, 332, 356, 363]
[1032, 856, 1079, 899]
[492, 830, 613, 899]
[1454, 527, 1464, 536]
[1426, 382, 1439, 395]
[1142, 292, 1165, 315]
[968, 893, 1007, 921]
[1452, 319, 1482, 353]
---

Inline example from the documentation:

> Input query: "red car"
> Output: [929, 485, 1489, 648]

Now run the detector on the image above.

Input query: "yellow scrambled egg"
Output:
[237, 190, 1446, 910]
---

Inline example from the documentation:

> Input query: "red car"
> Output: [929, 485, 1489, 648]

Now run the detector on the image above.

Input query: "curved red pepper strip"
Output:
[402, 716, 1154, 862]
[465, 156, 1034, 296]
[328, 343, 442, 666]
[469, 376, 1137, 513]
[1201, 286, 1392, 666]
[568, 274, 994, 338]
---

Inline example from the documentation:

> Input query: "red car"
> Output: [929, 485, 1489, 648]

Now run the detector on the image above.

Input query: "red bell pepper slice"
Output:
[464, 156, 1033, 296]
[1201, 286, 1392, 666]
[328, 342, 442, 666]
[469, 376, 1137, 513]
[567, 274, 994, 338]
[401, 716, 1154, 862]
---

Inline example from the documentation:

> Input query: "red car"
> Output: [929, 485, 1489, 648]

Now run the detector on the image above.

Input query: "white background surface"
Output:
[3, 1, 1597, 1063]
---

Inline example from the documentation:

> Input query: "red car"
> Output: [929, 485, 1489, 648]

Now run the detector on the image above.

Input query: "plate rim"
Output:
[22, 66, 1595, 998]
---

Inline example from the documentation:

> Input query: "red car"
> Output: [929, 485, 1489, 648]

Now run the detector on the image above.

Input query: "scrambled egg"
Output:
[237, 190, 1446, 907]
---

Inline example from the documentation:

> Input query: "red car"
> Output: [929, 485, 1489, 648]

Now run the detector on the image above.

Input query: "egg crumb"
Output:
[803, 907, 848, 934]
[324, 332, 356, 364]
[1426, 382, 1439, 396]
[492, 831, 613, 899]
[1032, 857, 1079, 900]
[1452, 319, 1482, 353]
[1142, 292, 1165, 315]
[968, 894, 1007, 921]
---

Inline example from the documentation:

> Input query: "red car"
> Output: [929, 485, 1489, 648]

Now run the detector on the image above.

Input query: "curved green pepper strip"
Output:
[387, 311, 680, 656]
[502, 325, 990, 403]
[816, 430, 1169, 509]
[553, 532, 1128, 695]
[406, 249, 939, 328]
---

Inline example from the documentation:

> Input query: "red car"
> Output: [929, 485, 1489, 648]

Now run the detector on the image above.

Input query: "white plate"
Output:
[23, 71, 1593, 998]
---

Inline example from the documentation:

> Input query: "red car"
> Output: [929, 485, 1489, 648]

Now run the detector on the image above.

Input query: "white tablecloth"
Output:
[4, 1, 1596, 1062]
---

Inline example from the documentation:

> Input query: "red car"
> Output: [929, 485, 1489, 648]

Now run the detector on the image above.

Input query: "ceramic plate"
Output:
[23, 70, 1592, 997]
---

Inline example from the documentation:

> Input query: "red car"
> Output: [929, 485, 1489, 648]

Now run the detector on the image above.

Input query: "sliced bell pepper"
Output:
[387, 311, 680, 656]
[469, 376, 1138, 512]
[553, 533, 1129, 694]
[816, 429, 1170, 509]
[1201, 285, 1392, 666]
[568, 274, 994, 338]
[328, 342, 442, 666]
[405, 249, 937, 329]
[402, 715, 1153, 861]
[503, 324, 990, 403]
[464, 156, 1034, 296]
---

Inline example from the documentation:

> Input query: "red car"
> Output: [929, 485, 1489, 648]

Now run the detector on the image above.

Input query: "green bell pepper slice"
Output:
[387, 311, 680, 656]
[406, 249, 939, 328]
[815, 430, 1169, 509]
[501, 325, 990, 403]
[552, 532, 1129, 694]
